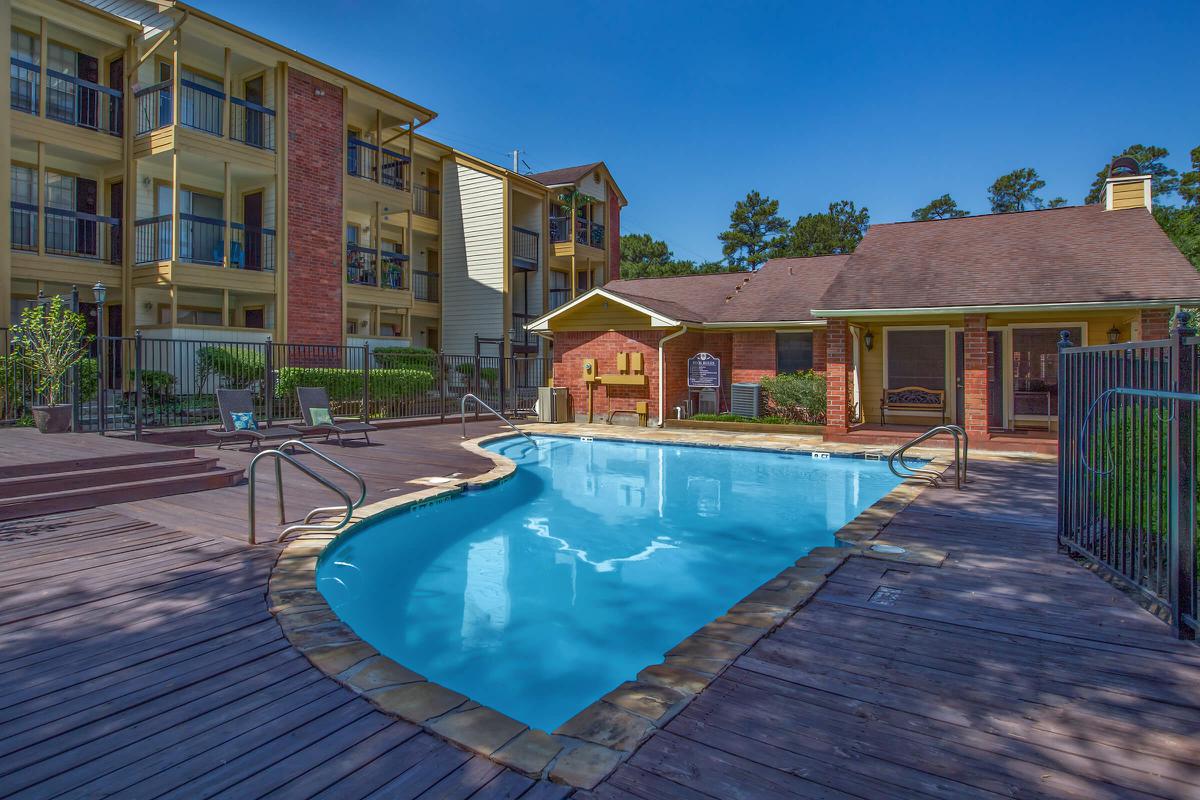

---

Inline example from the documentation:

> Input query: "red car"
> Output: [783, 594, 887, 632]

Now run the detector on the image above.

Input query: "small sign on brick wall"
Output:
[687, 352, 721, 389]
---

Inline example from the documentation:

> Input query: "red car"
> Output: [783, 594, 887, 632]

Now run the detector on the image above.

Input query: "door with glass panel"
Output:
[180, 190, 223, 264]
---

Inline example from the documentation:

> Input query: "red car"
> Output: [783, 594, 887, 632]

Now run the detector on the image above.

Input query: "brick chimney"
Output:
[1104, 156, 1152, 211]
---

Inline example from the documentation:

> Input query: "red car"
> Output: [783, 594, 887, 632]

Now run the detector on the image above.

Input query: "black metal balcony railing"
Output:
[135, 216, 171, 263]
[381, 251, 408, 290]
[348, 138, 411, 190]
[549, 216, 571, 243]
[230, 222, 276, 271]
[413, 269, 439, 302]
[347, 244, 377, 285]
[43, 206, 120, 262]
[135, 81, 171, 134]
[11, 57, 39, 114]
[11, 203, 38, 252]
[413, 185, 439, 219]
[179, 79, 223, 136]
[230, 97, 276, 151]
[548, 287, 570, 310]
[46, 67, 123, 135]
[512, 226, 539, 270]
[590, 221, 606, 249]
[178, 213, 224, 265]
[511, 312, 538, 349]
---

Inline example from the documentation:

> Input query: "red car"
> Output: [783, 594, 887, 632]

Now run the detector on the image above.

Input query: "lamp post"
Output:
[93, 282, 107, 435]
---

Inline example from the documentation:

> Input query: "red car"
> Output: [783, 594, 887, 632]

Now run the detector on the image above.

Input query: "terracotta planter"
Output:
[31, 404, 72, 434]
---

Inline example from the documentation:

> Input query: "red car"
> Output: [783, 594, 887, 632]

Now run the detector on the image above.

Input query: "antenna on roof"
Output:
[510, 149, 521, 173]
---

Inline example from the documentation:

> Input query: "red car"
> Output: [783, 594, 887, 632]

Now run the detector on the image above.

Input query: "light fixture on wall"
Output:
[1107, 325, 1121, 344]
[863, 330, 874, 351]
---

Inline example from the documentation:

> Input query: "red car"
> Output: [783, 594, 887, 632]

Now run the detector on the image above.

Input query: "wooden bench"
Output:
[880, 386, 945, 426]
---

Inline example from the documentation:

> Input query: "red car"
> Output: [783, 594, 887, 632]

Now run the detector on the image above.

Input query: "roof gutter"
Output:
[658, 326, 688, 428]
[809, 298, 1200, 318]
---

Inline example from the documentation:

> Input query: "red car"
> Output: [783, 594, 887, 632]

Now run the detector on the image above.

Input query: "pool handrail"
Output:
[247, 439, 365, 544]
[888, 424, 968, 489]
[460, 393, 538, 446]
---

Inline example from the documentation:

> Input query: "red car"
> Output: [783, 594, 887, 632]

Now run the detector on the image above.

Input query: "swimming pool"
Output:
[317, 435, 908, 732]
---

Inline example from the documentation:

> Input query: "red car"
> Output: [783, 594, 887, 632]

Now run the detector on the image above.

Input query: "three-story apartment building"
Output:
[2, 0, 626, 359]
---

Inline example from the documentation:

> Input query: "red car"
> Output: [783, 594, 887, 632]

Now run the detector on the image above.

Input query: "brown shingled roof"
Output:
[526, 163, 603, 187]
[816, 205, 1200, 311]
[603, 256, 848, 324]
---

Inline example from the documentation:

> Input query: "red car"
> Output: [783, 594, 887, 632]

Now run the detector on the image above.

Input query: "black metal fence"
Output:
[1058, 312, 1199, 638]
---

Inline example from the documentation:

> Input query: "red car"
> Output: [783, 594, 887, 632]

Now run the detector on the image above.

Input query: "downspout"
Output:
[657, 326, 688, 427]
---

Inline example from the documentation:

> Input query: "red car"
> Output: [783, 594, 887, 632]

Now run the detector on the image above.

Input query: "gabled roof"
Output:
[528, 256, 848, 331]
[815, 204, 1200, 313]
[527, 163, 603, 188]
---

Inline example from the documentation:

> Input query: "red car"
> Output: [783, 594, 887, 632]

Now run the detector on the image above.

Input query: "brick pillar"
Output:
[824, 319, 852, 434]
[962, 314, 990, 439]
[1138, 308, 1171, 341]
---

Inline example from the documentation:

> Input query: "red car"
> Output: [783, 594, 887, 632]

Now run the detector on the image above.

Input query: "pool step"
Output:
[0, 457, 244, 522]
[0, 447, 198, 480]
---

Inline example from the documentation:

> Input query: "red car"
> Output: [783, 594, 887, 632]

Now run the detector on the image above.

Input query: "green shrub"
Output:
[131, 368, 176, 398]
[274, 367, 434, 401]
[691, 413, 813, 426]
[480, 367, 499, 387]
[196, 346, 264, 389]
[373, 346, 437, 370]
[77, 358, 98, 403]
[760, 370, 826, 423]
[455, 363, 475, 377]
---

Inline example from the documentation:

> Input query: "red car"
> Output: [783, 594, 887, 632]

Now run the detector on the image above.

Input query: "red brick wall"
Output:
[607, 184, 621, 284]
[962, 314, 990, 438]
[552, 330, 662, 421]
[1138, 308, 1171, 341]
[825, 319, 852, 433]
[286, 69, 344, 345]
[813, 329, 827, 372]
[731, 332, 776, 384]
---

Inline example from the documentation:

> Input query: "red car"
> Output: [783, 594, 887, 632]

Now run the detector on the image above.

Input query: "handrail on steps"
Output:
[460, 393, 538, 446]
[887, 424, 969, 489]
[247, 439, 367, 544]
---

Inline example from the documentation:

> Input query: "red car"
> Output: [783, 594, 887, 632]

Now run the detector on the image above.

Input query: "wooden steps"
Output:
[0, 447, 243, 522]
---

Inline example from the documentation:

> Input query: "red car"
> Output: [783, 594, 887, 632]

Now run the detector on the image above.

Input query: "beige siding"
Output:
[440, 161, 504, 354]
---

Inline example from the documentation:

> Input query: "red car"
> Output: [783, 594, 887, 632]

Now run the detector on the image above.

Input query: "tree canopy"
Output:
[771, 200, 870, 257]
[718, 191, 789, 269]
[1085, 144, 1179, 205]
[988, 168, 1051, 213]
[1179, 145, 1200, 207]
[618, 233, 733, 279]
[911, 194, 968, 221]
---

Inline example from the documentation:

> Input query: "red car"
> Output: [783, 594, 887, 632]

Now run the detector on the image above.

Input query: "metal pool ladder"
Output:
[460, 393, 538, 446]
[888, 424, 969, 489]
[247, 439, 367, 544]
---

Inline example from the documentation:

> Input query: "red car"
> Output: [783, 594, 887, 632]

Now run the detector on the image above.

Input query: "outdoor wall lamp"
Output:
[92, 282, 107, 307]
[1107, 325, 1120, 344]
[863, 330, 874, 351]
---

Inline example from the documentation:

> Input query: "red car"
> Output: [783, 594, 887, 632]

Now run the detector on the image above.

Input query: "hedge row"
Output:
[273, 366, 434, 399]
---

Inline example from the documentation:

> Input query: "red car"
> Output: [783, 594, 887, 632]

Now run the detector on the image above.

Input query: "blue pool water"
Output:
[317, 435, 907, 731]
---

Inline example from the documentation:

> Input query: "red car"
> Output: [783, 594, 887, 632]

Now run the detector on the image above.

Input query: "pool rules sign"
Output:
[687, 352, 721, 388]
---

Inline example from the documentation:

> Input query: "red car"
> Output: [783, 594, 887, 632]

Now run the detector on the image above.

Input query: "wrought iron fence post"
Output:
[96, 318, 107, 437]
[439, 353, 448, 423]
[362, 342, 371, 422]
[133, 330, 143, 441]
[264, 337, 274, 427]
[500, 355, 508, 416]
[1170, 311, 1197, 639]
[1057, 330, 1073, 551]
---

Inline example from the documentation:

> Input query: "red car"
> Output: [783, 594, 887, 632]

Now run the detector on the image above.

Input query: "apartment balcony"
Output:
[412, 269, 439, 303]
[10, 57, 124, 136]
[549, 216, 605, 256]
[9, 202, 121, 263]
[347, 244, 409, 290]
[512, 226, 539, 271]
[133, 215, 276, 272]
[347, 138, 410, 190]
[511, 312, 539, 351]
[413, 185, 439, 219]
[133, 81, 277, 167]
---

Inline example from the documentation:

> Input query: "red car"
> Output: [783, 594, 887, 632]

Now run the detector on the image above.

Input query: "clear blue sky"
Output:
[201, 0, 1199, 264]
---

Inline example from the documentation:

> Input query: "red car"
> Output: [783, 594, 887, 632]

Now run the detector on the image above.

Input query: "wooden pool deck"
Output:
[0, 427, 1198, 798]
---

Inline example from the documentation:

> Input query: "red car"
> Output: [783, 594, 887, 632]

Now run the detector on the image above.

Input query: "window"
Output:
[776, 332, 814, 373]
[11, 30, 39, 113]
[11, 165, 34, 204]
[886, 329, 946, 390]
[1012, 326, 1081, 416]
[11, 165, 35, 249]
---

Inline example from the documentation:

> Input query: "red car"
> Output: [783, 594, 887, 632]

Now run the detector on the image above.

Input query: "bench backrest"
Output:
[882, 386, 945, 408]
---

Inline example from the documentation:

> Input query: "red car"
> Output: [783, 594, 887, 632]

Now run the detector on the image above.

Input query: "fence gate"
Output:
[1057, 312, 1199, 638]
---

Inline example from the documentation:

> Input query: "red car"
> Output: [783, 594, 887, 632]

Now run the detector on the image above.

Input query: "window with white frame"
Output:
[886, 329, 946, 390]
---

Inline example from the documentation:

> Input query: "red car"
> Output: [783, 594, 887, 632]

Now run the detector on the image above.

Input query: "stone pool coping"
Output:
[267, 430, 952, 789]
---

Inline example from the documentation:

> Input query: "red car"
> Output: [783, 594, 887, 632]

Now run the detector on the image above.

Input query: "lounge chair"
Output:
[207, 388, 300, 450]
[292, 386, 378, 446]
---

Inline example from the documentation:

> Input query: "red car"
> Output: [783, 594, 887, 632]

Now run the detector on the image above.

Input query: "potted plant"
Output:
[10, 296, 92, 434]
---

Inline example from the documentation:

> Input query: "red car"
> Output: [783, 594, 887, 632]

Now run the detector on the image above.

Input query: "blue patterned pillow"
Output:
[231, 411, 258, 431]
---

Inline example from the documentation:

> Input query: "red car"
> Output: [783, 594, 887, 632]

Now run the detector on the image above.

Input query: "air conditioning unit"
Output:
[730, 383, 761, 418]
[537, 386, 570, 423]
